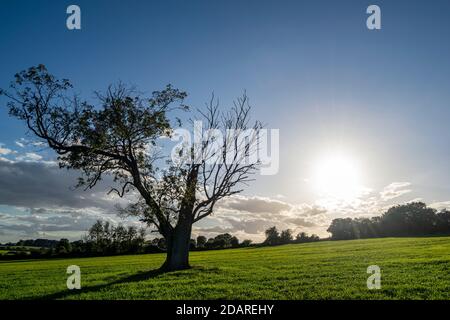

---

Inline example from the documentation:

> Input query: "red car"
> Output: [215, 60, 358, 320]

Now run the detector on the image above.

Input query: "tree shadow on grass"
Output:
[24, 268, 166, 300]
[25, 266, 218, 300]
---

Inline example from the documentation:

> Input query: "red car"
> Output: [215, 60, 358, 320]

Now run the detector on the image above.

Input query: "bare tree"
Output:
[1, 65, 262, 271]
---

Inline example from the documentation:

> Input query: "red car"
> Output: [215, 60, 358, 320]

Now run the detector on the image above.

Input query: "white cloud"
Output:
[0, 207, 145, 242]
[429, 201, 450, 211]
[192, 195, 329, 241]
[0, 145, 13, 155]
[0, 154, 447, 243]
[219, 195, 292, 214]
[16, 152, 43, 162]
[379, 182, 412, 201]
[0, 141, 55, 164]
[0, 158, 129, 210]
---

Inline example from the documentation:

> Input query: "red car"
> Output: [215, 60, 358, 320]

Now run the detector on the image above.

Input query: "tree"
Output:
[212, 233, 234, 248]
[85, 220, 146, 255]
[381, 202, 437, 236]
[280, 229, 293, 244]
[151, 237, 167, 250]
[326, 202, 450, 240]
[1, 65, 262, 271]
[327, 218, 360, 240]
[264, 226, 280, 245]
[196, 235, 207, 248]
[56, 238, 71, 254]
[205, 238, 215, 249]
[437, 209, 450, 234]
[87, 220, 108, 253]
[241, 239, 252, 247]
[189, 239, 197, 250]
[295, 232, 320, 243]
[230, 236, 239, 248]
[112, 224, 127, 254]
[295, 232, 308, 243]
[354, 218, 378, 238]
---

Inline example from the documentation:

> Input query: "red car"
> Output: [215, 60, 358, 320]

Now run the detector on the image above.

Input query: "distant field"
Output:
[0, 237, 449, 300]
[0, 246, 41, 256]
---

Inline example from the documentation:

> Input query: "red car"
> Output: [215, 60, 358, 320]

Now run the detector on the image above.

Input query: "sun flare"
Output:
[312, 153, 363, 202]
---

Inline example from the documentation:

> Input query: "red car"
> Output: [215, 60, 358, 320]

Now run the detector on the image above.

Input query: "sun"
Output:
[311, 153, 363, 201]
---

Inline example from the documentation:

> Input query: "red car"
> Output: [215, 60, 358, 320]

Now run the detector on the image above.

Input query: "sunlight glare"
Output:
[312, 153, 363, 202]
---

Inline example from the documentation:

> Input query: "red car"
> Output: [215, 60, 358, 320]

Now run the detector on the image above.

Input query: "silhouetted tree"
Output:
[327, 202, 450, 240]
[196, 235, 207, 248]
[230, 236, 239, 247]
[213, 233, 234, 248]
[86, 220, 146, 254]
[189, 239, 197, 250]
[87, 220, 109, 253]
[154, 237, 167, 250]
[327, 218, 360, 240]
[280, 229, 293, 244]
[437, 209, 450, 233]
[295, 232, 308, 243]
[294, 232, 320, 243]
[205, 238, 215, 249]
[381, 202, 437, 236]
[264, 226, 280, 245]
[354, 218, 378, 238]
[56, 239, 71, 254]
[1, 65, 262, 271]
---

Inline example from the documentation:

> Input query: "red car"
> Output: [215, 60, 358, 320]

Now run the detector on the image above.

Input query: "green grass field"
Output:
[0, 237, 449, 300]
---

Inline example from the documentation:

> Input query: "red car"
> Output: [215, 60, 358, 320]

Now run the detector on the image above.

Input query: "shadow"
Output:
[25, 265, 221, 300]
[25, 268, 167, 300]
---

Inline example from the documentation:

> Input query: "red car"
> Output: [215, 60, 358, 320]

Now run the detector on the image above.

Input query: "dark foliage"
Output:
[327, 202, 450, 240]
[1, 65, 262, 271]
[0, 224, 252, 260]
[263, 226, 320, 246]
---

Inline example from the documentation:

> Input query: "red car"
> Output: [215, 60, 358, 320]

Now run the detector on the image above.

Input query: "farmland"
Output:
[0, 237, 449, 300]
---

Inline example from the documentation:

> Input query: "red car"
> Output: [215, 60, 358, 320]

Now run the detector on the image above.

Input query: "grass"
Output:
[0, 237, 449, 300]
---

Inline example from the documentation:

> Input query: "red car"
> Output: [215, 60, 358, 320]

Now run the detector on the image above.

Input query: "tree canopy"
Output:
[1, 65, 262, 271]
[327, 202, 450, 240]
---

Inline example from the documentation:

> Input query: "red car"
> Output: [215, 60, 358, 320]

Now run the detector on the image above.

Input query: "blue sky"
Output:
[0, 0, 450, 242]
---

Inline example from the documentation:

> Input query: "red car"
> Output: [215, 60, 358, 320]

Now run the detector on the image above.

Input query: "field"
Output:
[0, 237, 449, 300]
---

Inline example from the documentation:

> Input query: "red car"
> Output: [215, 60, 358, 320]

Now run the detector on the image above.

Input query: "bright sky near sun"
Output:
[0, 0, 450, 242]
[312, 153, 363, 201]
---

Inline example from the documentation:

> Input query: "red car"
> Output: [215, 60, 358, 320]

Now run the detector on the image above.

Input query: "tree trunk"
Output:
[160, 166, 198, 272]
[160, 215, 192, 271]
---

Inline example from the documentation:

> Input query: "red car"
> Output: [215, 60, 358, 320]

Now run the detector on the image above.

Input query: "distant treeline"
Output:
[2, 202, 449, 260]
[1, 221, 318, 260]
[0, 221, 254, 260]
[263, 227, 320, 246]
[0, 221, 148, 260]
[153, 233, 253, 251]
[327, 202, 450, 240]
[15, 238, 59, 248]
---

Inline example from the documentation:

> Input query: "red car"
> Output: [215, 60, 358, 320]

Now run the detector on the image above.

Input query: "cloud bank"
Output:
[0, 142, 448, 243]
